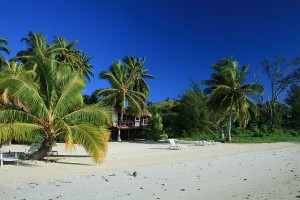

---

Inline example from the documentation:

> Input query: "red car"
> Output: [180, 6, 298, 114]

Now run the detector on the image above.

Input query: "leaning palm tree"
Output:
[123, 56, 155, 97]
[0, 56, 111, 163]
[203, 58, 264, 142]
[95, 61, 146, 141]
[0, 37, 11, 67]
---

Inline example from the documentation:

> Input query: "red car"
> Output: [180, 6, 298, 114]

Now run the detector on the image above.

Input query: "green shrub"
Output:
[287, 130, 300, 137]
[232, 127, 244, 136]
[260, 125, 269, 134]
[250, 125, 263, 137]
[160, 133, 168, 139]
[24, 133, 44, 144]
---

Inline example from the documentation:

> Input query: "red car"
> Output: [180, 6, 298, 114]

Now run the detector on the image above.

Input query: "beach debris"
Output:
[133, 171, 137, 177]
[180, 189, 185, 191]
[109, 174, 116, 176]
[102, 176, 109, 182]
[27, 182, 38, 188]
[46, 158, 64, 163]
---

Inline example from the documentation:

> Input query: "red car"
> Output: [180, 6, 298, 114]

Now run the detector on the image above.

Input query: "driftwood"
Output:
[45, 157, 64, 163]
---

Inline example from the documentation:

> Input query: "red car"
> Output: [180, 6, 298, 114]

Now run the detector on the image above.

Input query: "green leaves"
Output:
[203, 57, 264, 141]
[66, 125, 110, 163]
[0, 32, 111, 162]
[98, 58, 147, 116]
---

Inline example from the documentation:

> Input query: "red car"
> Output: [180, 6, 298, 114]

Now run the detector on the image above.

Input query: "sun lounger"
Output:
[0, 152, 19, 168]
[25, 143, 41, 155]
[168, 139, 187, 150]
[25, 143, 58, 156]
[196, 141, 208, 146]
[207, 140, 216, 145]
[196, 140, 218, 146]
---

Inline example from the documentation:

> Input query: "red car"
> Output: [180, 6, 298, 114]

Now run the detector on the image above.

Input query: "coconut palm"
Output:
[16, 32, 94, 82]
[123, 56, 155, 97]
[203, 58, 264, 141]
[0, 56, 111, 162]
[52, 36, 94, 81]
[16, 32, 51, 64]
[95, 61, 146, 141]
[0, 37, 10, 67]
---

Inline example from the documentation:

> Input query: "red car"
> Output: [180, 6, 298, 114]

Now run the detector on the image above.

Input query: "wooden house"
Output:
[110, 109, 152, 141]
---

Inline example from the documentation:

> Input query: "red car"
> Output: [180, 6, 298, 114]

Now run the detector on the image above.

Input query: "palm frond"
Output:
[62, 104, 112, 126]
[54, 73, 85, 117]
[0, 73, 48, 118]
[66, 125, 110, 163]
[0, 109, 40, 124]
[0, 123, 42, 144]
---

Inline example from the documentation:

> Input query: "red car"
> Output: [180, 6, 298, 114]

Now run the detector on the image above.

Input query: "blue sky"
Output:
[1, 0, 300, 102]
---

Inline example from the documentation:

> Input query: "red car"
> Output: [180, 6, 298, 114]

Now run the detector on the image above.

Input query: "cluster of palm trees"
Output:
[94, 56, 155, 141]
[0, 32, 264, 164]
[0, 32, 111, 163]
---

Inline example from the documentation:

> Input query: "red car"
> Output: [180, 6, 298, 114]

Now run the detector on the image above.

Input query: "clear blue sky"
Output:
[1, 0, 300, 102]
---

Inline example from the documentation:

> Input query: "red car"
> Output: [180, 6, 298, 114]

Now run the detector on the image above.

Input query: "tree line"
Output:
[147, 57, 300, 142]
[0, 32, 299, 163]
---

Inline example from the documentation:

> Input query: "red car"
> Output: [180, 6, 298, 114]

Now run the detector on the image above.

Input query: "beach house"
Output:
[110, 109, 152, 141]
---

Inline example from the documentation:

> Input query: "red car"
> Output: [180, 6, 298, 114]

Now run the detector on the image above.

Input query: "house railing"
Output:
[112, 119, 149, 128]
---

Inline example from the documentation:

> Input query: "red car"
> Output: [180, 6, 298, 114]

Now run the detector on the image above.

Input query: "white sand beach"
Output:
[0, 141, 299, 200]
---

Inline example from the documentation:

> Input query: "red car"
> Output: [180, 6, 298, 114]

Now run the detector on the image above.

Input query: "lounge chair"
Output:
[25, 143, 58, 156]
[196, 140, 218, 146]
[0, 152, 19, 168]
[25, 143, 41, 155]
[207, 140, 216, 145]
[196, 140, 208, 146]
[168, 139, 187, 150]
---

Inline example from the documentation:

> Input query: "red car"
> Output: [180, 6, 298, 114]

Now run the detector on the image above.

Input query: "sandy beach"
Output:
[0, 141, 299, 200]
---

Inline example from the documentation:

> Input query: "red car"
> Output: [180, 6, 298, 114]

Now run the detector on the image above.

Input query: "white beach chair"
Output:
[168, 139, 187, 150]
[0, 152, 19, 168]
[196, 140, 208, 146]
[207, 140, 216, 145]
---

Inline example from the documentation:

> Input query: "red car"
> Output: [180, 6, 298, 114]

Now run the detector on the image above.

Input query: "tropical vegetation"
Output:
[202, 58, 264, 141]
[0, 31, 299, 165]
[147, 57, 300, 143]
[94, 56, 154, 141]
[0, 32, 111, 163]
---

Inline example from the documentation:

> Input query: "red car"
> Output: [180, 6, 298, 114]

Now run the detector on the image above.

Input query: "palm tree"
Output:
[123, 56, 155, 97]
[52, 36, 94, 81]
[16, 32, 94, 82]
[203, 58, 264, 142]
[16, 32, 50, 64]
[0, 37, 11, 67]
[95, 61, 146, 141]
[0, 56, 111, 162]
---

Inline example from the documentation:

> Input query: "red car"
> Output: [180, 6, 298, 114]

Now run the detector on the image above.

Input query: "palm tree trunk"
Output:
[227, 107, 233, 142]
[117, 128, 121, 142]
[30, 138, 53, 160]
[117, 112, 123, 142]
